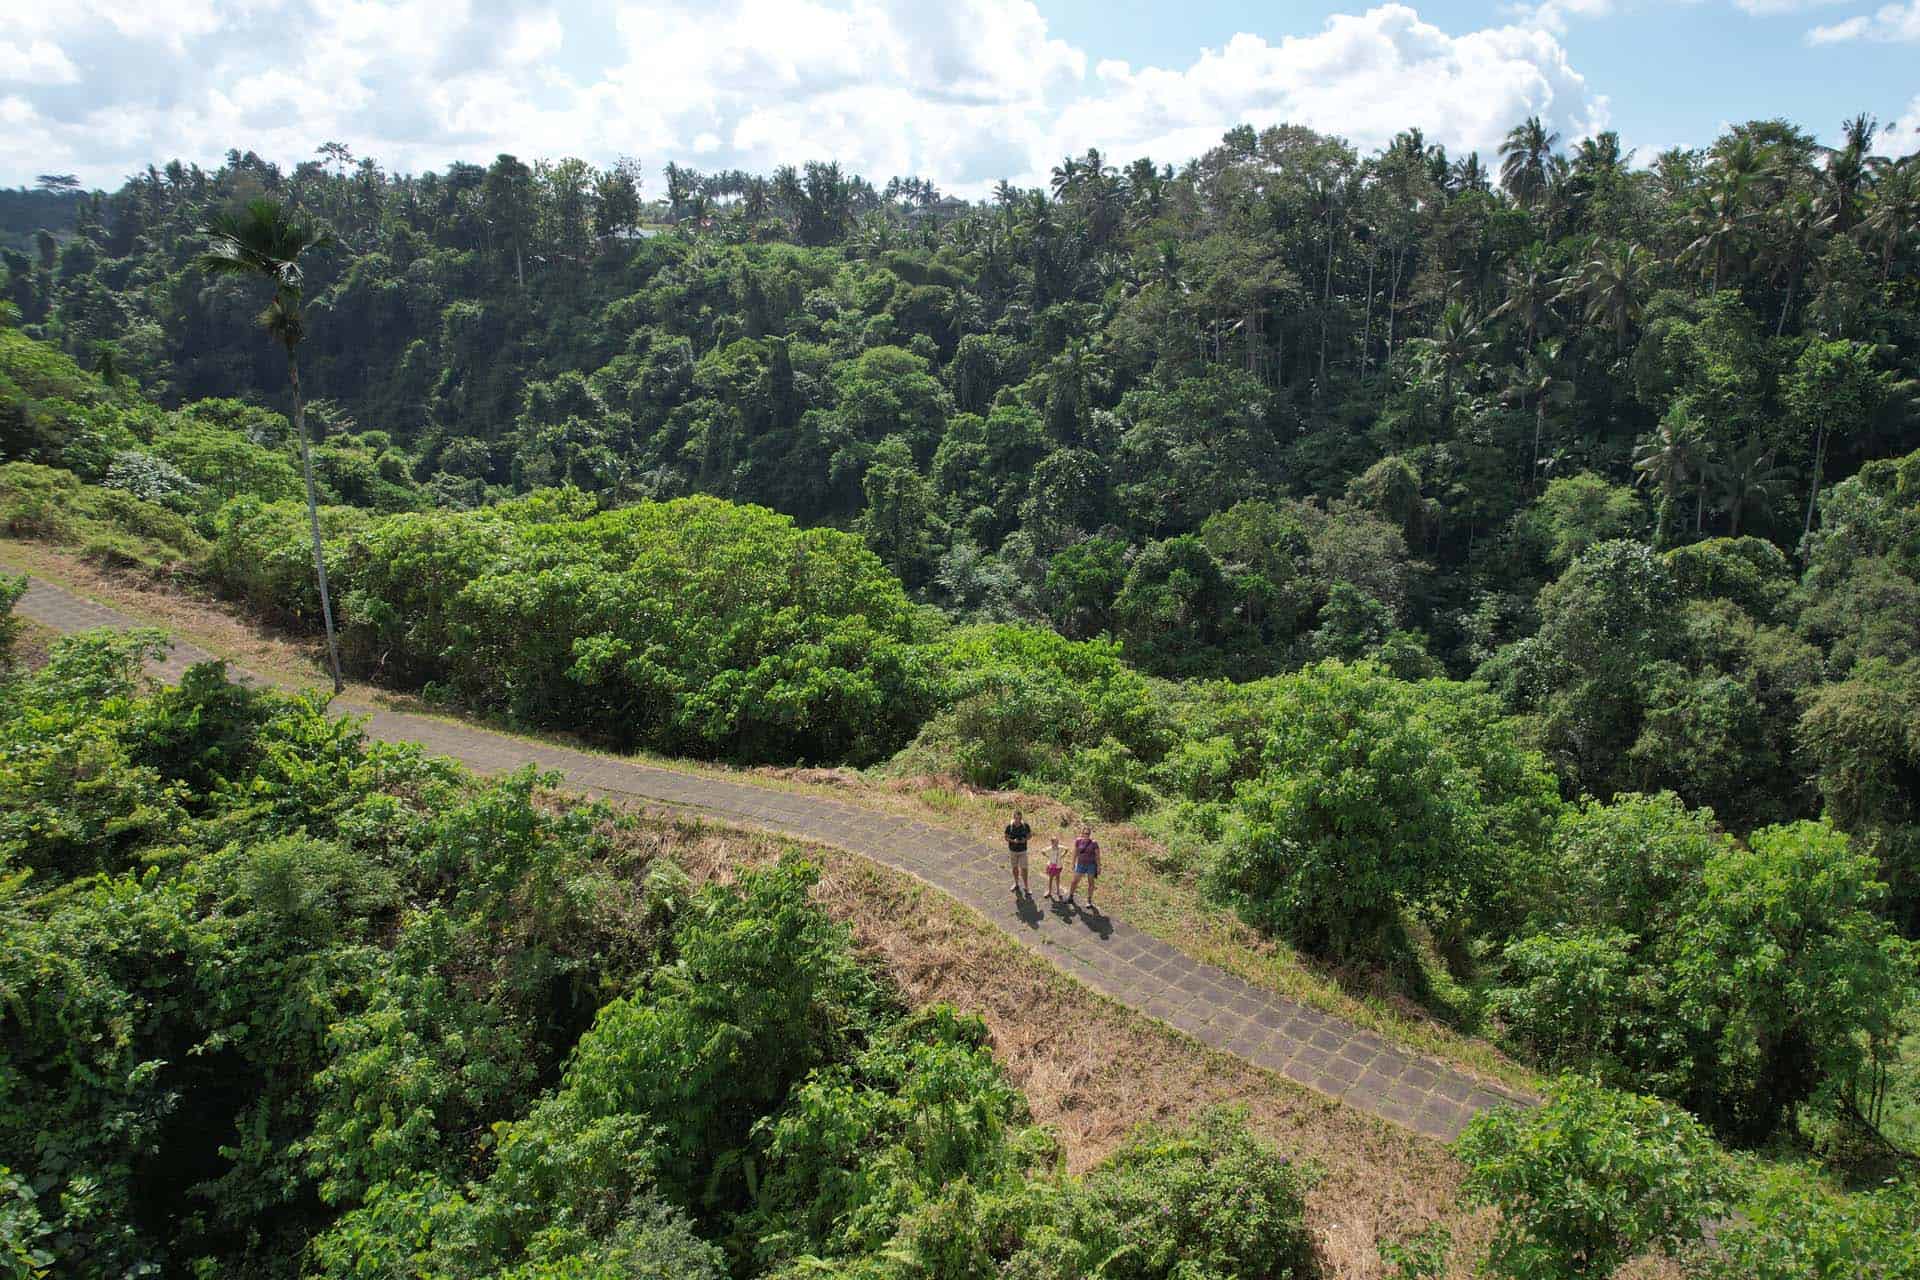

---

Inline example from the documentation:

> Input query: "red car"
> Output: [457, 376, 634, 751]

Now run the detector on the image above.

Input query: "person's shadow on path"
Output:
[1013, 891, 1043, 929]
[1076, 903, 1113, 940]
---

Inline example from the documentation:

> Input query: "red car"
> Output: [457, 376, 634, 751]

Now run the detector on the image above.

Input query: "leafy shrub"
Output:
[1697, 1164, 1920, 1280]
[1208, 661, 1560, 960]
[338, 495, 935, 763]
[0, 462, 206, 569]
[101, 449, 199, 513]
[1068, 735, 1150, 820]
[205, 494, 366, 624]
[1455, 1080, 1735, 1280]
[896, 623, 1170, 795]
[1018, 1108, 1315, 1280]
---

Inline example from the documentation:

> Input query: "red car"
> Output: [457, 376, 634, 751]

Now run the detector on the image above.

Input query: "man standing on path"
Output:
[1004, 807, 1032, 895]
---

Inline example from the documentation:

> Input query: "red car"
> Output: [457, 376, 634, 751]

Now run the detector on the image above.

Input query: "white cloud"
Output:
[1807, 0, 1920, 40]
[1050, 7, 1607, 172]
[1735, 0, 1844, 13]
[1, 0, 1609, 193]
[1882, 94, 1920, 154]
[0, 39, 81, 84]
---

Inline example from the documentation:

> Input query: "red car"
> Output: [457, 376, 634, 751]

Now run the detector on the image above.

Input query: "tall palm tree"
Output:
[197, 198, 344, 693]
[1633, 408, 1703, 549]
[1683, 178, 1751, 293]
[1501, 338, 1573, 495]
[1568, 243, 1648, 353]
[1764, 192, 1829, 335]
[1450, 152, 1490, 195]
[1715, 439, 1792, 537]
[1499, 116, 1560, 209]
[1492, 241, 1558, 352]
[1817, 113, 1875, 232]
[1408, 302, 1488, 427]
[1860, 155, 1918, 281]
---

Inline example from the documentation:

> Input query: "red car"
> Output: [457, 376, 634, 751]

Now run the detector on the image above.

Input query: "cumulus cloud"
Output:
[1807, 0, 1920, 40]
[1054, 7, 1607, 170]
[0, 0, 1609, 193]
[1881, 94, 1920, 154]
[0, 40, 81, 85]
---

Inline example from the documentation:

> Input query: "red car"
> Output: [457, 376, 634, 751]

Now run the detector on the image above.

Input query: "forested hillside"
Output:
[4, 113, 1920, 1278]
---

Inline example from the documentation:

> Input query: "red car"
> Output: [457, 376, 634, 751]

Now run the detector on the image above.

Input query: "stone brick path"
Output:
[15, 574, 1528, 1140]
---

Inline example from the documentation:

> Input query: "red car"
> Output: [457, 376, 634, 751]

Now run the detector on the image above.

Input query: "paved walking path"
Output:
[15, 574, 1527, 1140]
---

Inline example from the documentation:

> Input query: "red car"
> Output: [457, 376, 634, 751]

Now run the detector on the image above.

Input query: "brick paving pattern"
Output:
[16, 575, 1528, 1140]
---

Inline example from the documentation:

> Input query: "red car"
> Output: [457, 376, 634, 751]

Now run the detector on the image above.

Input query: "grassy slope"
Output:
[604, 805, 1495, 1280]
[0, 538, 1537, 1095]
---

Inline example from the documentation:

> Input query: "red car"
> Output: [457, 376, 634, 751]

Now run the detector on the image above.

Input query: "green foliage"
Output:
[564, 859, 888, 1210]
[1456, 1080, 1736, 1280]
[340, 495, 935, 762]
[1698, 1164, 1920, 1280]
[1799, 657, 1920, 932]
[206, 494, 367, 624]
[0, 462, 206, 571]
[900, 623, 1168, 799]
[1209, 661, 1561, 960]
[1025, 1108, 1315, 1280]
[1528, 473, 1644, 568]
[1492, 796, 1920, 1139]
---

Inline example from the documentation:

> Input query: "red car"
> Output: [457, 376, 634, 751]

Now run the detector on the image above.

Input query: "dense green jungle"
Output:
[3, 115, 1920, 1278]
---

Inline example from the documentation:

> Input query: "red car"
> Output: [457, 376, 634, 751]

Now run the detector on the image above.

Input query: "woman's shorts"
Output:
[1074, 860, 1098, 877]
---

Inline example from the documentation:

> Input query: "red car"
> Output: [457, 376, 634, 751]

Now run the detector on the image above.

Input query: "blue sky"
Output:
[2, 1, 1916, 192]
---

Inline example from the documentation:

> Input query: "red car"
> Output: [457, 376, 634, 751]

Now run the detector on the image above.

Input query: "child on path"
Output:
[1043, 833, 1066, 901]
[1067, 825, 1099, 909]
[1004, 807, 1032, 895]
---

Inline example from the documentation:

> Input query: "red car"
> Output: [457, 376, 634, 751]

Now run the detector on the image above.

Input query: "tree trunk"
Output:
[1776, 273, 1795, 337]
[1531, 396, 1545, 497]
[1320, 197, 1336, 391]
[515, 241, 525, 291]
[1386, 246, 1403, 374]
[1804, 427, 1827, 539]
[289, 356, 344, 694]
[1360, 248, 1376, 379]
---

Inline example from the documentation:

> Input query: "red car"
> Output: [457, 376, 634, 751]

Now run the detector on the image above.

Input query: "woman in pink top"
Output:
[1066, 825, 1099, 908]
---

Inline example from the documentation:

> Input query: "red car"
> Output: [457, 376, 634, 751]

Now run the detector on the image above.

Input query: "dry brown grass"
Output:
[622, 801, 1494, 1280]
[7, 615, 58, 672]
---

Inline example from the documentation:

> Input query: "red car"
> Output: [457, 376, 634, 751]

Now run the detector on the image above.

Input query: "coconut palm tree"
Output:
[196, 197, 343, 693]
[1567, 243, 1648, 353]
[1499, 116, 1560, 209]
[1493, 241, 1559, 352]
[1683, 178, 1751, 293]
[1860, 155, 1918, 281]
[1633, 408, 1703, 549]
[1817, 113, 1875, 232]
[1408, 302, 1488, 428]
[1501, 338, 1573, 495]
[1715, 439, 1792, 537]
[1764, 192, 1829, 335]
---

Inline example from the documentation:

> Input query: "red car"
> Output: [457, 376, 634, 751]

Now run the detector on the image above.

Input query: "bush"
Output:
[205, 495, 366, 624]
[101, 449, 200, 513]
[1022, 1108, 1315, 1280]
[0, 462, 206, 569]
[897, 623, 1169, 794]
[1697, 1164, 1920, 1280]
[1208, 661, 1560, 960]
[1068, 735, 1150, 820]
[340, 495, 936, 763]
[1455, 1080, 1736, 1280]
